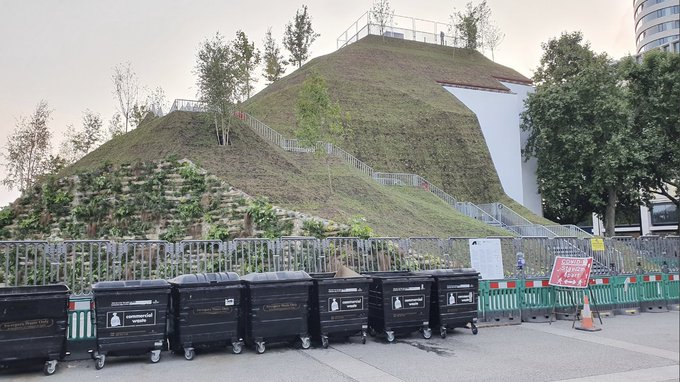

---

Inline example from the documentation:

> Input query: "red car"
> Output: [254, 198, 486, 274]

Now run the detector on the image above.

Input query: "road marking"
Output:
[552, 365, 680, 382]
[524, 324, 680, 362]
[301, 347, 404, 382]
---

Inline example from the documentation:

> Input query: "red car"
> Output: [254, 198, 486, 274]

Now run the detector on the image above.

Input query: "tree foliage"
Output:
[295, 72, 347, 193]
[283, 5, 320, 68]
[61, 109, 103, 164]
[621, 51, 680, 232]
[233, 30, 261, 99]
[195, 32, 240, 146]
[2, 100, 54, 191]
[111, 62, 139, 133]
[262, 27, 287, 84]
[451, 0, 490, 50]
[522, 33, 642, 236]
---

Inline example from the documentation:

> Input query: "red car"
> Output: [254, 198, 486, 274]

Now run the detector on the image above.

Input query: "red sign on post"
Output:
[548, 257, 593, 288]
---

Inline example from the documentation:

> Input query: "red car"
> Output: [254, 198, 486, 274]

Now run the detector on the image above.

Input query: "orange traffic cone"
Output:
[575, 295, 601, 332]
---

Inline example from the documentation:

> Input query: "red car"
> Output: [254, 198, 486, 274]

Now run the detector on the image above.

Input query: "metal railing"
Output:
[337, 11, 457, 49]
[169, 99, 207, 113]
[4, 237, 676, 293]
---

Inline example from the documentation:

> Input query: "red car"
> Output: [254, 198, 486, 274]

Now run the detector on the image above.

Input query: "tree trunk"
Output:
[214, 114, 220, 145]
[604, 187, 618, 237]
[326, 157, 333, 194]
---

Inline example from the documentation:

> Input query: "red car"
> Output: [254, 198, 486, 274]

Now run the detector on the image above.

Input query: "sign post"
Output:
[548, 256, 602, 327]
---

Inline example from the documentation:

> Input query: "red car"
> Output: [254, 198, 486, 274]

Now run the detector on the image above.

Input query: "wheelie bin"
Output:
[309, 273, 372, 348]
[0, 284, 69, 376]
[91, 279, 170, 369]
[169, 272, 243, 360]
[242, 271, 313, 354]
[415, 269, 480, 338]
[364, 272, 433, 342]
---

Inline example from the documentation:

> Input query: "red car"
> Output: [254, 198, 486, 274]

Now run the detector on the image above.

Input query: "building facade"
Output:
[634, 0, 680, 54]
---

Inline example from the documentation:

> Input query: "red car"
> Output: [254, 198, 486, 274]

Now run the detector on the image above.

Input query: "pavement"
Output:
[2, 311, 678, 382]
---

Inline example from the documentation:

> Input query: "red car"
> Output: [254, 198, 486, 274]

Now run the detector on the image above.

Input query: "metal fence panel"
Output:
[117, 240, 174, 281]
[230, 238, 277, 274]
[407, 237, 450, 271]
[60, 240, 115, 295]
[175, 240, 226, 276]
[322, 237, 364, 273]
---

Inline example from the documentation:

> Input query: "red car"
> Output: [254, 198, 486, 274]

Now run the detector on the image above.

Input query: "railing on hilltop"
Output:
[337, 11, 456, 49]
[170, 99, 207, 113]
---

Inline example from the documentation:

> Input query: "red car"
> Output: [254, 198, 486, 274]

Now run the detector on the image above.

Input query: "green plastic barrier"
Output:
[520, 279, 553, 322]
[67, 296, 95, 341]
[666, 273, 679, 309]
[639, 274, 668, 313]
[478, 280, 521, 325]
[610, 275, 641, 315]
[587, 277, 615, 315]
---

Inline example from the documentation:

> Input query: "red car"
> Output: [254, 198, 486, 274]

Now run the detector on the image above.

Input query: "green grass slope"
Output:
[245, 35, 531, 205]
[67, 111, 508, 237]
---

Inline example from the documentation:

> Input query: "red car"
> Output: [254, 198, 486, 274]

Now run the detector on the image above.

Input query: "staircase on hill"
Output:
[168, 99, 594, 242]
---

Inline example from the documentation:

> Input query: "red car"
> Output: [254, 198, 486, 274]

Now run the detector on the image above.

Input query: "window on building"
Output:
[650, 203, 678, 226]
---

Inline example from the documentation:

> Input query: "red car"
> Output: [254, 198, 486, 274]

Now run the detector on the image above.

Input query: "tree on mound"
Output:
[283, 5, 319, 68]
[295, 72, 348, 194]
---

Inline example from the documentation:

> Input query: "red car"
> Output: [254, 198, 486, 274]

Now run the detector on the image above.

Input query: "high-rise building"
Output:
[634, 0, 680, 54]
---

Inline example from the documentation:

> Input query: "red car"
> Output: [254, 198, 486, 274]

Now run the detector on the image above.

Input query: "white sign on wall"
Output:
[469, 238, 504, 280]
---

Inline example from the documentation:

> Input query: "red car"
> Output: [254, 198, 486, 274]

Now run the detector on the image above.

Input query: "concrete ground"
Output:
[2, 312, 678, 382]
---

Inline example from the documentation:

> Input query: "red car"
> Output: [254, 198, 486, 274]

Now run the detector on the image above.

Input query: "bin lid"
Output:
[93, 279, 170, 291]
[242, 271, 311, 283]
[309, 272, 372, 282]
[0, 284, 69, 296]
[170, 272, 240, 286]
[414, 268, 479, 277]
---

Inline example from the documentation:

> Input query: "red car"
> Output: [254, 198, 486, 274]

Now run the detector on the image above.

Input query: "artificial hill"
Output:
[246, 35, 533, 207]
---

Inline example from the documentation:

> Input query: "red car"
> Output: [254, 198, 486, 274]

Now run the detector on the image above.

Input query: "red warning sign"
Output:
[548, 257, 593, 288]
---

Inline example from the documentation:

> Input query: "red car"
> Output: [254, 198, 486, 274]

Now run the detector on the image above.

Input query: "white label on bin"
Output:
[329, 288, 360, 293]
[392, 295, 425, 310]
[225, 298, 234, 306]
[111, 300, 153, 307]
[328, 297, 363, 312]
[106, 310, 156, 328]
[447, 284, 473, 289]
[393, 286, 422, 292]
[447, 292, 475, 306]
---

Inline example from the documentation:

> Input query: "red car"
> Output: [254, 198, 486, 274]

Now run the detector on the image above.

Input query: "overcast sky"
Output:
[0, 0, 635, 206]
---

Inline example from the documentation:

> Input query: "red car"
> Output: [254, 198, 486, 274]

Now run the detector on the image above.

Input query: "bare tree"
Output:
[1, 100, 53, 191]
[370, 0, 394, 38]
[61, 109, 103, 164]
[485, 24, 505, 61]
[112, 62, 139, 133]
[146, 86, 167, 116]
[107, 113, 124, 139]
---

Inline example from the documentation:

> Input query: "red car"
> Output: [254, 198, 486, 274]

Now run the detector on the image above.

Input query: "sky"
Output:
[0, 0, 635, 206]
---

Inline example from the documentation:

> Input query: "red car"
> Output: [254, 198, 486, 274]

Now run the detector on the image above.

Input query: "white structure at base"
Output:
[443, 81, 542, 216]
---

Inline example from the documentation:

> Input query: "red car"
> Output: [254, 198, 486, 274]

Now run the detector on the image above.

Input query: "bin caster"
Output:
[361, 330, 367, 344]
[422, 327, 432, 339]
[386, 330, 395, 343]
[94, 354, 106, 370]
[301, 336, 311, 349]
[440, 326, 447, 339]
[150, 350, 161, 363]
[471, 323, 478, 335]
[232, 341, 243, 354]
[183, 347, 195, 361]
[43, 360, 57, 376]
[321, 336, 329, 349]
[256, 341, 266, 354]
[368, 327, 377, 337]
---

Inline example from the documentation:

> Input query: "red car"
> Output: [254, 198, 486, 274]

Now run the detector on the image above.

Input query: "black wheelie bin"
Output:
[169, 272, 243, 360]
[242, 271, 313, 354]
[415, 269, 480, 338]
[309, 272, 372, 348]
[364, 272, 433, 343]
[91, 279, 170, 369]
[0, 285, 69, 376]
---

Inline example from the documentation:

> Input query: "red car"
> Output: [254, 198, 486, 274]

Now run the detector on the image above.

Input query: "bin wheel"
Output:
[386, 331, 395, 343]
[368, 328, 377, 337]
[256, 342, 266, 354]
[150, 350, 161, 363]
[301, 336, 311, 349]
[232, 342, 243, 354]
[321, 336, 329, 349]
[95, 355, 106, 370]
[183, 348, 194, 361]
[440, 326, 447, 339]
[361, 331, 367, 344]
[43, 360, 57, 376]
[471, 324, 478, 335]
[422, 327, 432, 339]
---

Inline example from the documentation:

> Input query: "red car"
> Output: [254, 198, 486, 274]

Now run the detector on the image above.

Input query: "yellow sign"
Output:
[591, 237, 605, 252]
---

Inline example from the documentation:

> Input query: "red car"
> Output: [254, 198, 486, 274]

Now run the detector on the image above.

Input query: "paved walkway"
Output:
[2, 312, 678, 382]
